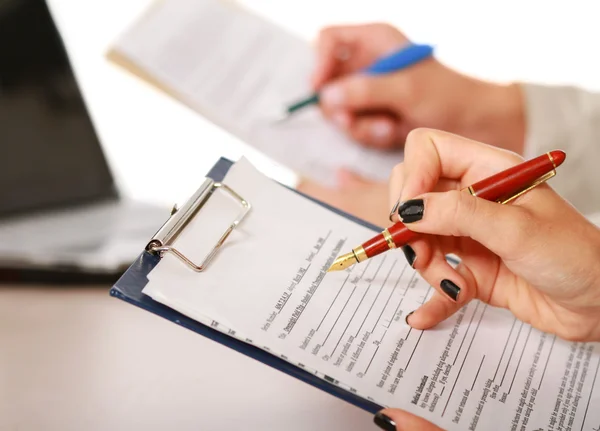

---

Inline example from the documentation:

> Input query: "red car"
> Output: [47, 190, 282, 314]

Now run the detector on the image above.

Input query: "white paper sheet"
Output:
[143, 158, 600, 430]
[112, 0, 403, 185]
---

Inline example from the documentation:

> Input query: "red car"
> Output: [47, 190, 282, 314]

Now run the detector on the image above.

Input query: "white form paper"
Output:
[143, 159, 600, 430]
[111, 0, 403, 185]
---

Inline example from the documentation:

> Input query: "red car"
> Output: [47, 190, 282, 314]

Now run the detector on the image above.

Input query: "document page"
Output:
[111, 0, 403, 185]
[142, 158, 600, 430]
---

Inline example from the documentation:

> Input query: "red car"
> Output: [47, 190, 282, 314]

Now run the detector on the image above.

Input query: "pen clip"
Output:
[498, 170, 556, 205]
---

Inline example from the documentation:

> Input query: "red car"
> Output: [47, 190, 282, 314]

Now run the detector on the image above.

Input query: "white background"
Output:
[42, 1, 600, 430]
[48, 0, 600, 207]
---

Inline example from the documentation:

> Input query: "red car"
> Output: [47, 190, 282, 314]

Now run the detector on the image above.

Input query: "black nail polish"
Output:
[374, 411, 396, 431]
[389, 199, 401, 222]
[398, 199, 424, 223]
[405, 311, 414, 325]
[401, 245, 417, 268]
[440, 279, 461, 302]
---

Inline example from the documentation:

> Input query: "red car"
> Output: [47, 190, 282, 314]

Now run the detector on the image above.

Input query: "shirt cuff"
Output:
[519, 83, 600, 215]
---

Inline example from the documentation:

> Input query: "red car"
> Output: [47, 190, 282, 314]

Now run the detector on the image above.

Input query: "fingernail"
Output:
[440, 279, 461, 302]
[401, 245, 417, 268]
[374, 411, 396, 431]
[398, 199, 424, 223]
[320, 84, 344, 107]
[405, 310, 415, 326]
[332, 112, 350, 129]
[371, 121, 393, 140]
[389, 198, 401, 222]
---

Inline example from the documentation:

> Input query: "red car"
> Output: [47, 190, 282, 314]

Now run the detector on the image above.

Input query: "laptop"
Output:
[0, 0, 168, 280]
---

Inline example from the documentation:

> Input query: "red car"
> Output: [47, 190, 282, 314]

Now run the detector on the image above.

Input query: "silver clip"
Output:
[146, 178, 251, 272]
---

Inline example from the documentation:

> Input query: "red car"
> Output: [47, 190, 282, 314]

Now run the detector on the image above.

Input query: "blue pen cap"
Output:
[364, 43, 434, 75]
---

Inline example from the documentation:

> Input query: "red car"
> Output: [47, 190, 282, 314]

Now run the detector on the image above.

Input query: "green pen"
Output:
[275, 43, 434, 123]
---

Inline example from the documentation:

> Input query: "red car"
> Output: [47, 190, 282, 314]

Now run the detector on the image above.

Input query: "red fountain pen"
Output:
[327, 150, 566, 272]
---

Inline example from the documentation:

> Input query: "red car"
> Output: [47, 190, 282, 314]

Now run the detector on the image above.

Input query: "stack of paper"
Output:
[109, 0, 404, 185]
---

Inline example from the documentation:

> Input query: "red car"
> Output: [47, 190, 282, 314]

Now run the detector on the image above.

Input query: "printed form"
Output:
[110, 0, 403, 185]
[143, 158, 600, 430]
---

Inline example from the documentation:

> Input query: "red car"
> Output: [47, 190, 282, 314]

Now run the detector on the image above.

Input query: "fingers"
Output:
[400, 236, 474, 325]
[418, 248, 469, 302]
[397, 190, 536, 259]
[312, 24, 413, 149]
[312, 25, 377, 88]
[295, 178, 340, 207]
[296, 174, 392, 228]
[389, 162, 458, 218]
[388, 163, 405, 213]
[320, 74, 401, 113]
[399, 128, 523, 203]
[407, 260, 479, 329]
[375, 409, 445, 431]
[312, 23, 407, 89]
[330, 112, 402, 150]
[311, 27, 352, 89]
[407, 290, 461, 329]
[400, 238, 431, 270]
[348, 115, 399, 149]
[397, 230, 479, 330]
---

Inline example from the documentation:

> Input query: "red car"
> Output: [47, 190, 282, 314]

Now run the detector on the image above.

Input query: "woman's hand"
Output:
[296, 170, 390, 228]
[373, 409, 444, 431]
[389, 128, 600, 342]
[313, 23, 525, 154]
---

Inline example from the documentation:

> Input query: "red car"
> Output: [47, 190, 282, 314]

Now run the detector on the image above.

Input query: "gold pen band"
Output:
[382, 229, 396, 250]
[462, 171, 555, 205]
[548, 151, 557, 169]
[464, 186, 477, 196]
[352, 245, 367, 262]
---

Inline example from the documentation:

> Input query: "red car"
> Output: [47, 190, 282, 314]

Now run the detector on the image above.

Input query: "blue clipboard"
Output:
[110, 157, 383, 414]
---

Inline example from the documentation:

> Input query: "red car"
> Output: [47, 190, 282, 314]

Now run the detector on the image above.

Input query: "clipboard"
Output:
[110, 157, 383, 414]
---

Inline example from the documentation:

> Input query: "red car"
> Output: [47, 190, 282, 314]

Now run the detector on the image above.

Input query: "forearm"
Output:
[520, 83, 600, 216]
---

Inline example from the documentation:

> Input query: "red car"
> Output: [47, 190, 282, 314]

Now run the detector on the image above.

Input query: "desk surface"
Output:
[0, 286, 373, 431]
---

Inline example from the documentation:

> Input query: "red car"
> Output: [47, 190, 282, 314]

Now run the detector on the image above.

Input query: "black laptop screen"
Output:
[0, 0, 116, 217]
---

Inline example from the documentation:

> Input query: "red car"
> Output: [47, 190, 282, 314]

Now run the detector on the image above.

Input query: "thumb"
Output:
[374, 409, 444, 431]
[320, 74, 399, 112]
[396, 190, 534, 258]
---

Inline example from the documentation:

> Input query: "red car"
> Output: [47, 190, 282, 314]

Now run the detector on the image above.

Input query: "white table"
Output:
[0, 287, 372, 431]
[5, 1, 600, 430]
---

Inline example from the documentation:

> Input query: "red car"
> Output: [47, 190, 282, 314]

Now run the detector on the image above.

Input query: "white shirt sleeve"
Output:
[521, 83, 600, 216]
[588, 212, 600, 227]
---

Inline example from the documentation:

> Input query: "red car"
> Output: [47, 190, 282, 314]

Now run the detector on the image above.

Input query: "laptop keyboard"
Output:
[0, 200, 168, 270]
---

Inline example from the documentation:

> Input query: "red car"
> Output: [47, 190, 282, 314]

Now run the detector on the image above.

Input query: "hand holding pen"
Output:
[329, 129, 600, 342]
[280, 42, 433, 122]
[308, 24, 526, 154]
[328, 148, 565, 272]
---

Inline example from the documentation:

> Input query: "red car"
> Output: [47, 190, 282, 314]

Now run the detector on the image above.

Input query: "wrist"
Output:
[458, 80, 526, 155]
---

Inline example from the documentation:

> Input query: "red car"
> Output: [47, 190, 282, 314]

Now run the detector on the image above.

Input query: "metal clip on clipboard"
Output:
[146, 179, 251, 272]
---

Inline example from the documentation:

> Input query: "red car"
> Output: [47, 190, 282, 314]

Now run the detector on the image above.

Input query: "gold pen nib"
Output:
[327, 251, 358, 272]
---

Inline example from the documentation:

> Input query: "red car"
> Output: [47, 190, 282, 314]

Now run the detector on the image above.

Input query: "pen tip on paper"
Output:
[327, 252, 358, 272]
